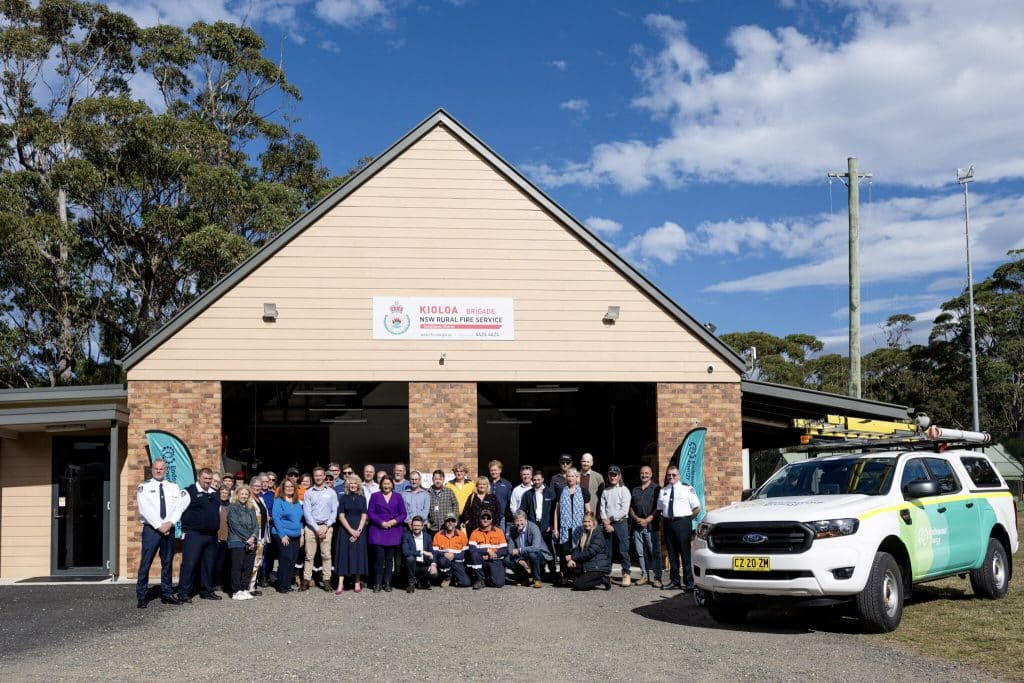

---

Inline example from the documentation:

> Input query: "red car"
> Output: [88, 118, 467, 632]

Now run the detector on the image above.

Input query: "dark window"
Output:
[900, 459, 929, 491]
[924, 458, 961, 494]
[959, 457, 1002, 488]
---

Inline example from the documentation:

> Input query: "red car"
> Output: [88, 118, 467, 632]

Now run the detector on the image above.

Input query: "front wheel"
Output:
[855, 551, 903, 633]
[970, 538, 1009, 599]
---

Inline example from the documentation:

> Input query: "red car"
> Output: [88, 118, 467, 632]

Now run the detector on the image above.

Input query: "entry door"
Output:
[52, 437, 110, 574]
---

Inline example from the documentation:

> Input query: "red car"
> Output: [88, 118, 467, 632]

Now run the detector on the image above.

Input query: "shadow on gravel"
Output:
[631, 593, 867, 635]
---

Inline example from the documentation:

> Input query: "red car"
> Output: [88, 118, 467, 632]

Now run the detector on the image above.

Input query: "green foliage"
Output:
[722, 252, 1024, 438]
[0, 1, 346, 386]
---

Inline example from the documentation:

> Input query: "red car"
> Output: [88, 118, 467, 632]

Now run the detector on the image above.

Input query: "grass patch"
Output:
[872, 514, 1023, 682]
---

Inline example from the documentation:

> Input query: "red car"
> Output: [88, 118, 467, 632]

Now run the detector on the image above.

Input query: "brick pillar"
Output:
[123, 380, 222, 579]
[657, 382, 743, 513]
[408, 382, 477, 477]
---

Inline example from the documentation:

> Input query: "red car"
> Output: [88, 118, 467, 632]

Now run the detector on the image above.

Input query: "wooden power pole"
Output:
[828, 158, 872, 398]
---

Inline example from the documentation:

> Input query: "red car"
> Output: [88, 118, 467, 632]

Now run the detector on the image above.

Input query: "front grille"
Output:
[706, 569, 813, 580]
[707, 522, 813, 554]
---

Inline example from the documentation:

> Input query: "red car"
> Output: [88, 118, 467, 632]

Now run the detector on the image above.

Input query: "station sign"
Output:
[373, 297, 515, 340]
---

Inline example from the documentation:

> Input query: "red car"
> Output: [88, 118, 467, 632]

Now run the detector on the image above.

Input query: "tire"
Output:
[705, 592, 750, 625]
[855, 551, 903, 633]
[970, 538, 1009, 599]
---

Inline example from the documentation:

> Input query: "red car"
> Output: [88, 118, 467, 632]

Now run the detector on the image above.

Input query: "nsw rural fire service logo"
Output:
[384, 301, 411, 335]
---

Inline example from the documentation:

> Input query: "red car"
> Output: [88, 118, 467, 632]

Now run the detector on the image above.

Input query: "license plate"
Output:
[732, 556, 770, 571]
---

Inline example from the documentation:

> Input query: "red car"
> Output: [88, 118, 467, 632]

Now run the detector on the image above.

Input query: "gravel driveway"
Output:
[0, 583, 1006, 682]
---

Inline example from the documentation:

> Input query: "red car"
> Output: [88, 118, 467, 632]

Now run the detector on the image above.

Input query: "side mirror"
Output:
[740, 488, 753, 502]
[904, 479, 939, 499]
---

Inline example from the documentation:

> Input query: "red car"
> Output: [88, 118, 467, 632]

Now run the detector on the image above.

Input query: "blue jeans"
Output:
[606, 520, 631, 574]
[633, 525, 662, 580]
[504, 549, 543, 581]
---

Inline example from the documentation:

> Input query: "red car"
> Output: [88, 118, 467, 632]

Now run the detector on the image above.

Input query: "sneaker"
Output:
[241, 590, 255, 600]
[621, 574, 631, 587]
[533, 580, 543, 589]
[440, 578, 451, 588]
[651, 578, 663, 588]
[231, 592, 244, 601]
[635, 576, 649, 586]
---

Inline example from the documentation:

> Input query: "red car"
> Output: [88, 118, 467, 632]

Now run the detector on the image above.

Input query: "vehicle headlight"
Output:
[808, 518, 859, 539]
[696, 522, 712, 540]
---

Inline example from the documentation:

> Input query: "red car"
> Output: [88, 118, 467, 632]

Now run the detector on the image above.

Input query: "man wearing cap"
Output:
[467, 510, 508, 589]
[221, 472, 236, 494]
[426, 470, 460, 533]
[550, 454, 573, 496]
[657, 465, 701, 591]
[135, 459, 186, 608]
[600, 465, 633, 586]
[431, 512, 470, 587]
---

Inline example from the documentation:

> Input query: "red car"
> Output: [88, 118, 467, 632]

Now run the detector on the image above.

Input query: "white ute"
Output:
[693, 427, 1020, 632]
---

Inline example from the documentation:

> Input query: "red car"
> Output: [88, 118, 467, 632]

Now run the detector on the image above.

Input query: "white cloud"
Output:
[559, 98, 589, 114]
[703, 191, 1024, 293]
[621, 221, 690, 266]
[585, 216, 623, 235]
[536, 2, 1024, 190]
[315, 0, 391, 27]
[320, 40, 341, 53]
[550, 59, 568, 71]
[108, 0, 240, 26]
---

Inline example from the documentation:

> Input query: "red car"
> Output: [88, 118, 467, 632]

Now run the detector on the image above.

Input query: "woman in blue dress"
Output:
[333, 474, 369, 594]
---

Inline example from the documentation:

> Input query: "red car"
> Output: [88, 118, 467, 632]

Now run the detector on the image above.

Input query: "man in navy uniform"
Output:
[177, 468, 223, 603]
[136, 459, 186, 608]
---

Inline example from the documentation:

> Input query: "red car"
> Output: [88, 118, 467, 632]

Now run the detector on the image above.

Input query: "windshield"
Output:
[755, 456, 896, 498]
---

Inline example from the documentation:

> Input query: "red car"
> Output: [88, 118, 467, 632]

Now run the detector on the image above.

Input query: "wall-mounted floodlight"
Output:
[603, 305, 620, 325]
[263, 303, 278, 322]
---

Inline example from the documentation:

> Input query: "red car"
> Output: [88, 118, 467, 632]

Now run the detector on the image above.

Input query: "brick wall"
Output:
[123, 380, 221, 579]
[408, 382, 477, 477]
[657, 382, 742, 513]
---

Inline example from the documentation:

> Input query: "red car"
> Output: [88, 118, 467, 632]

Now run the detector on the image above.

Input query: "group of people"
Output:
[135, 453, 701, 607]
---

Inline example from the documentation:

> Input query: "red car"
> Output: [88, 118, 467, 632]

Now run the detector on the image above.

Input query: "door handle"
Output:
[966, 502, 974, 508]
[937, 507, 947, 513]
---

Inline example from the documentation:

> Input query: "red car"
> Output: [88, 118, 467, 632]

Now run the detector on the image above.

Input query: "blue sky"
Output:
[113, 0, 1024, 353]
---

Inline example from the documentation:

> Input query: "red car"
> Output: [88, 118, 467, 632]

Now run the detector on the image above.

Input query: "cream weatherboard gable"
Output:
[127, 121, 742, 383]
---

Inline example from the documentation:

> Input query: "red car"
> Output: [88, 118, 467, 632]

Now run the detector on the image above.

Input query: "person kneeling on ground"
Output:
[567, 512, 610, 591]
[402, 516, 437, 592]
[468, 511, 507, 589]
[504, 509, 550, 588]
[432, 513, 471, 587]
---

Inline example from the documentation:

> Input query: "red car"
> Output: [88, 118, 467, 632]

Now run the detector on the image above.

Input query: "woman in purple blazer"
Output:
[367, 474, 407, 592]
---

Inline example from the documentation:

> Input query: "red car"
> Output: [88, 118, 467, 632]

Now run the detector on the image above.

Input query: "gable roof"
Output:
[122, 109, 747, 372]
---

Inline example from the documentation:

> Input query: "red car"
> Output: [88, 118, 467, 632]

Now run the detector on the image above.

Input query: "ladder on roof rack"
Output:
[793, 425, 992, 455]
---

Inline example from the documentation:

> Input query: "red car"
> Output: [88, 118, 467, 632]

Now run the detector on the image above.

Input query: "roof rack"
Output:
[793, 425, 991, 456]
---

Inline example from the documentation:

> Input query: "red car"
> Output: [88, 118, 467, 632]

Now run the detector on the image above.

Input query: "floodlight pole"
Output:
[957, 166, 980, 431]
[828, 158, 872, 398]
